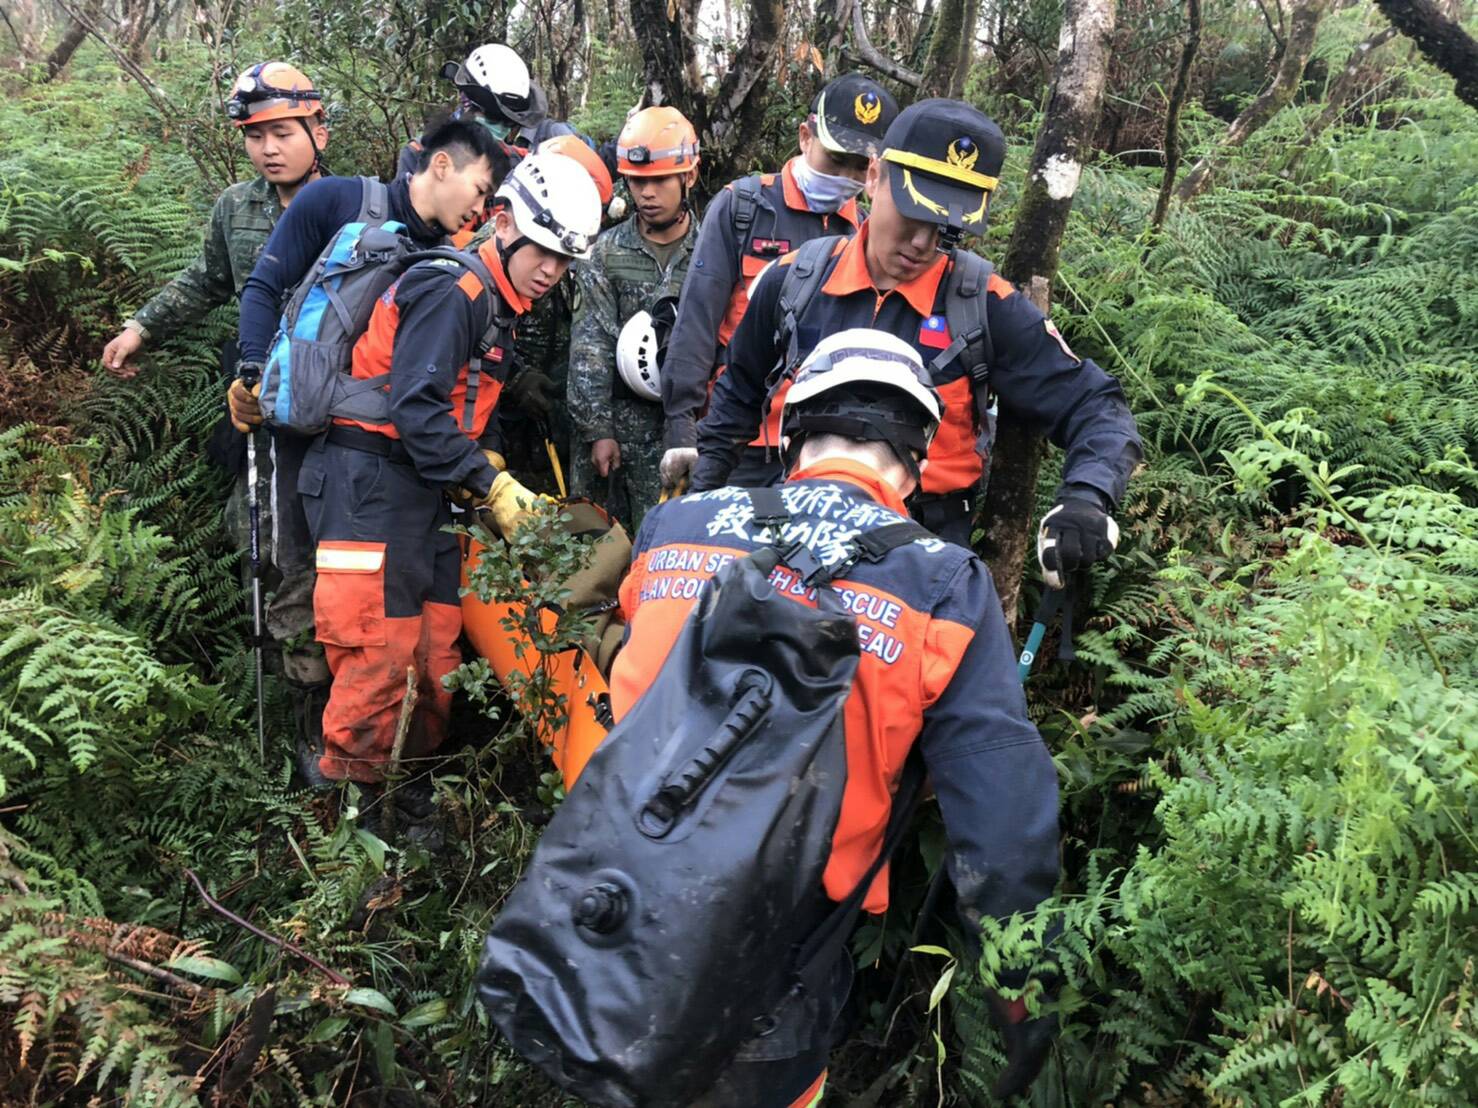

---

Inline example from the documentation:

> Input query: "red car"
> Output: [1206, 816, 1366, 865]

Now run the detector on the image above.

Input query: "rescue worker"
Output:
[611, 329, 1059, 1105]
[396, 44, 573, 182]
[692, 98, 1143, 566]
[567, 106, 700, 527]
[297, 153, 601, 790]
[660, 73, 899, 491]
[485, 133, 618, 495]
[100, 63, 332, 774]
[228, 117, 507, 780]
[101, 62, 329, 378]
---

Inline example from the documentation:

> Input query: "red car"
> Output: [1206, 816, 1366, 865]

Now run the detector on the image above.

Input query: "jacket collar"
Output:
[475, 240, 532, 315]
[787, 456, 908, 515]
[820, 221, 947, 317]
[390, 174, 448, 246]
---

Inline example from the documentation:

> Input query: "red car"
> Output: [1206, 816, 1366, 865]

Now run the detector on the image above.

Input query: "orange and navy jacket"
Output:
[663, 158, 862, 451]
[692, 221, 1144, 504]
[610, 458, 1060, 929]
[342, 239, 530, 497]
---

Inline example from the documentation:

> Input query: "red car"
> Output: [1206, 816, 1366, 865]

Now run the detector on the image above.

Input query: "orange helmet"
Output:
[228, 62, 324, 127]
[616, 107, 699, 177]
[538, 134, 614, 207]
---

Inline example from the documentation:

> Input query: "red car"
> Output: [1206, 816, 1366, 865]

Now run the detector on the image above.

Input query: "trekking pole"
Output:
[237, 360, 268, 764]
[1016, 586, 1067, 683]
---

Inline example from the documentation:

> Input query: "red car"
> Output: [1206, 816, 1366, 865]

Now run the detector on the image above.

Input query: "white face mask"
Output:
[792, 156, 865, 213]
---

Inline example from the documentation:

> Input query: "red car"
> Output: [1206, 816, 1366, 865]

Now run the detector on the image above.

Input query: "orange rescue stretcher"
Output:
[460, 533, 615, 789]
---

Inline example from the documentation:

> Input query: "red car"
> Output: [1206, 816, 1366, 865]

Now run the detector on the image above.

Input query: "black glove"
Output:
[503, 369, 557, 421]
[1037, 488, 1119, 590]
[989, 993, 1057, 1100]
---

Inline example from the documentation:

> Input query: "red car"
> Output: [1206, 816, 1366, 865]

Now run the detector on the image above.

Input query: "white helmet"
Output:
[443, 44, 547, 127]
[781, 328, 942, 479]
[496, 153, 602, 260]
[615, 297, 678, 402]
[616, 312, 662, 401]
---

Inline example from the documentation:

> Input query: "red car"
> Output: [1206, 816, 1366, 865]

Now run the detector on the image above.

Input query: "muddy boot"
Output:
[287, 680, 333, 790]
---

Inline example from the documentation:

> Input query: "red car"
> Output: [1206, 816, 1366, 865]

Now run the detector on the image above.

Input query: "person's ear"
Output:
[684, 168, 699, 189]
[864, 156, 883, 202]
[313, 122, 330, 150]
[797, 120, 812, 154]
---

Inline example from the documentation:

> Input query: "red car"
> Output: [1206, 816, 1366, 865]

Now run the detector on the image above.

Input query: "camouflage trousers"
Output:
[570, 398, 665, 532]
[224, 431, 329, 687]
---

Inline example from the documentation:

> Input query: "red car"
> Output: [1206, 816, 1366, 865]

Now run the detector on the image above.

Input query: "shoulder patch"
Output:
[455, 267, 485, 300]
[987, 273, 1015, 299]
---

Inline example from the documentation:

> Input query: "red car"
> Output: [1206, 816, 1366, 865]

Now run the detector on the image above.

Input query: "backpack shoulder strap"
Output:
[930, 249, 998, 447]
[356, 176, 391, 224]
[401, 246, 516, 433]
[729, 175, 764, 239]
[774, 235, 841, 370]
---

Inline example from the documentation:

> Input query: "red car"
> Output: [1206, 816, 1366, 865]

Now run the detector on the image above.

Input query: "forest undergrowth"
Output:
[0, 37, 1475, 1108]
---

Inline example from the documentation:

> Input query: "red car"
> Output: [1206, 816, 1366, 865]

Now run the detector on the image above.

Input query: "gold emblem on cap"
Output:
[901, 170, 990, 227]
[947, 139, 979, 172]
[854, 93, 882, 126]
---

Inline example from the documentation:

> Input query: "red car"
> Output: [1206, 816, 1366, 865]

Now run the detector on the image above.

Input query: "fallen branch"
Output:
[182, 868, 351, 986]
[105, 952, 213, 999]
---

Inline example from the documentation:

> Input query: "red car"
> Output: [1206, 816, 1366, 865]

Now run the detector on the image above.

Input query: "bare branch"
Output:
[1149, 0, 1201, 233]
[183, 868, 351, 986]
[847, 0, 922, 88]
[1176, 0, 1330, 201]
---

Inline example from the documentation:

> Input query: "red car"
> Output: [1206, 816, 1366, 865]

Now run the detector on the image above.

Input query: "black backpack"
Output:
[771, 235, 1000, 460]
[476, 487, 930, 1108]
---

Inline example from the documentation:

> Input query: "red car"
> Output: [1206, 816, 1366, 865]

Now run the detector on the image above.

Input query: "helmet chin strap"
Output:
[637, 182, 693, 236]
[282, 117, 324, 190]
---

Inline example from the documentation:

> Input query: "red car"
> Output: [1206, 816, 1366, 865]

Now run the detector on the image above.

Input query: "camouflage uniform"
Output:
[567, 215, 697, 529]
[131, 176, 282, 336]
[131, 176, 327, 689]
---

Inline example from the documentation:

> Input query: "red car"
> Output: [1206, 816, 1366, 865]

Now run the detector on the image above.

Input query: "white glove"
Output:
[660, 447, 699, 490]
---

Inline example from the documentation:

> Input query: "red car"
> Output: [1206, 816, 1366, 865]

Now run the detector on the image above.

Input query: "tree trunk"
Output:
[629, 0, 704, 128]
[1374, 0, 1478, 110]
[980, 0, 1117, 625]
[709, 0, 784, 164]
[44, 0, 98, 79]
[920, 0, 981, 97]
[1149, 0, 1201, 233]
[1175, 0, 1329, 201]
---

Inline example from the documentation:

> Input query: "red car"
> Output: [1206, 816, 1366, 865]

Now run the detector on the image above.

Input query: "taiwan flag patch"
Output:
[918, 314, 951, 350]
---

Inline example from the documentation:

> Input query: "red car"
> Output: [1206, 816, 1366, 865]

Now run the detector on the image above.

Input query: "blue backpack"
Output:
[258, 178, 506, 436]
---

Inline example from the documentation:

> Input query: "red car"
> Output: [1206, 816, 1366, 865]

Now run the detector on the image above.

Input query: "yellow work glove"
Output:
[227, 376, 263, 433]
[481, 470, 550, 538]
[451, 452, 511, 508]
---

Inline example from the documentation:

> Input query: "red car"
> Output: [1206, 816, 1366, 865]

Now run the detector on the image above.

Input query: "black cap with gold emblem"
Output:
[810, 73, 900, 159]
[880, 98, 1005, 238]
